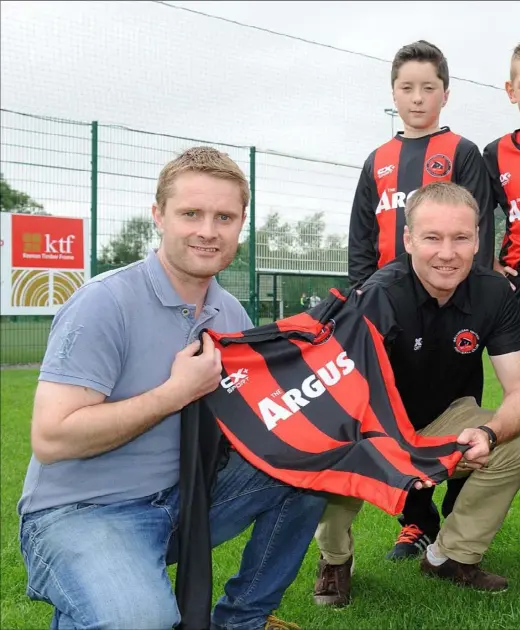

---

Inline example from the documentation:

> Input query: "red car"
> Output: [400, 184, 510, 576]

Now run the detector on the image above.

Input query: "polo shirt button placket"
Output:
[181, 307, 197, 345]
[190, 309, 214, 346]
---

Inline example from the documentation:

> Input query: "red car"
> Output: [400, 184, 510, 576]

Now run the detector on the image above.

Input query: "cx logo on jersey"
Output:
[377, 164, 395, 179]
[500, 172, 511, 187]
[426, 154, 452, 178]
[221, 368, 249, 393]
[453, 329, 480, 354]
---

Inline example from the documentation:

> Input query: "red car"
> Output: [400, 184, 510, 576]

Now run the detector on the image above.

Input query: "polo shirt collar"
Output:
[407, 255, 472, 314]
[144, 248, 222, 311]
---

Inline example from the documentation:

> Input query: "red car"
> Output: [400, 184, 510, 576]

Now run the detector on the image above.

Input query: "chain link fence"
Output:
[2, 3, 514, 365]
[1, 110, 355, 364]
[1, 110, 92, 364]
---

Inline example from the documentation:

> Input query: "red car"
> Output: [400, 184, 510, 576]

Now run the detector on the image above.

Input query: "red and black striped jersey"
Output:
[202, 287, 465, 517]
[348, 127, 495, 285]
[483, 130, 520, 277]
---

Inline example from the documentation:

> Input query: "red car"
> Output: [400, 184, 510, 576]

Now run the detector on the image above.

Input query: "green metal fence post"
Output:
[90, 120, 98, 278]
[249, 146, 258, 325]
[272, 273, 278, 320]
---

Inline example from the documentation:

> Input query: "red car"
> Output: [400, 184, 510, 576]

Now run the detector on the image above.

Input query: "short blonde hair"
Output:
[155, 146, 250, 212]
[511, 43, 520, 81]
[405, 182, 479, 231]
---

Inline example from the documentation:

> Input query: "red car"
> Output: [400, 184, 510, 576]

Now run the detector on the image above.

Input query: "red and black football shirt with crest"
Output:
[483, 129, 520, 286]
[201, 286, 467, 517]
[348, 127, 495, 285]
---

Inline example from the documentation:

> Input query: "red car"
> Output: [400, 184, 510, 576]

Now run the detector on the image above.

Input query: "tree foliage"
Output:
[222, 210, 349, 320]
[98, 215, 157, 266]
[254, 210, 347, 273]
[0, 174, 48, 215]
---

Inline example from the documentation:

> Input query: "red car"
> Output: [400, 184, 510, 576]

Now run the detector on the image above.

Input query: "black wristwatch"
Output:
[477, 425, 498, 451]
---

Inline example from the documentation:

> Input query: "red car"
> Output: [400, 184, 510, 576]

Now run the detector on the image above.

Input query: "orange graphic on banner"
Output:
[12, 214, 84, 269]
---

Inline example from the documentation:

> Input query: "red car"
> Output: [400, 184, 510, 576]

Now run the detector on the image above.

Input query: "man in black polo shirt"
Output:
[313, 181, 520, 605]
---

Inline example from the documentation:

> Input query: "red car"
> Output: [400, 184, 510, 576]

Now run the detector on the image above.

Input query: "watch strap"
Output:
[477, 425, 497, 450]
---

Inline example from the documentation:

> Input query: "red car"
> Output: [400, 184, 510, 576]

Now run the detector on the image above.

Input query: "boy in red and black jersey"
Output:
[348, 40, 495, 286]
[483, 43, 520, 298]
[347, 40, 496, 564]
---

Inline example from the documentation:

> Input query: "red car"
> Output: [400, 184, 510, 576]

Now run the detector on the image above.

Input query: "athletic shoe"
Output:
[385, 524, 434, 560]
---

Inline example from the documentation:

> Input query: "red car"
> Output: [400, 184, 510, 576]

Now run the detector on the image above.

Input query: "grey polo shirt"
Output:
[18, 249, 252, 515]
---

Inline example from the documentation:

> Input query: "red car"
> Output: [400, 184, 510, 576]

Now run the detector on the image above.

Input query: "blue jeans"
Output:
[20, 451, 326, 630]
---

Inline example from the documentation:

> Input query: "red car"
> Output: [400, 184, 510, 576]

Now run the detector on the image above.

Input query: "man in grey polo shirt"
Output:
[18, 147, 326, 630]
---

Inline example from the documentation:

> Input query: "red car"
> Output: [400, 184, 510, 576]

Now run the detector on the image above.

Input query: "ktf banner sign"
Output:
[1, 213, 90, 315]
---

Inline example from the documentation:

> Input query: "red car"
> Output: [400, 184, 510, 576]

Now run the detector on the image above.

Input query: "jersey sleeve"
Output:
[347, 281, 401, 345]
[486, 280, 520, 356]
[39, 280, 126, 396]
[483, 138, 509, 212]
[454, 138, 495, 269]
[347, 153, 379, 286]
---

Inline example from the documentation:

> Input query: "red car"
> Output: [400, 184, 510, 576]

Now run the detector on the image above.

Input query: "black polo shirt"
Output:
[351, 254, 520, 429]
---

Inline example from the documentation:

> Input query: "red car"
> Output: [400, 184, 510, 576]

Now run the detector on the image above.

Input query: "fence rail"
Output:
[1, 109, 353, 364]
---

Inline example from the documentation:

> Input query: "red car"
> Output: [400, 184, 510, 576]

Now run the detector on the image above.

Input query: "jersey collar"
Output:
[395, 126, 451, 143]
